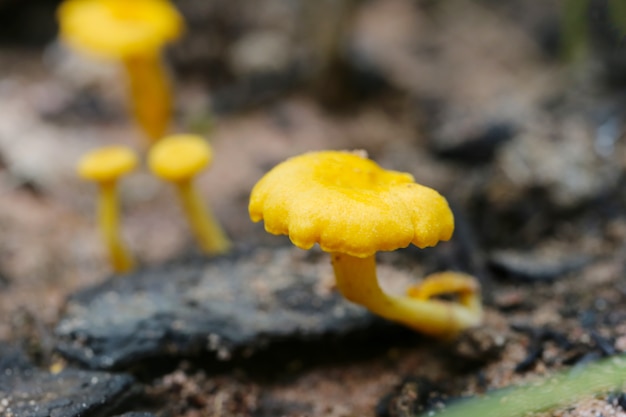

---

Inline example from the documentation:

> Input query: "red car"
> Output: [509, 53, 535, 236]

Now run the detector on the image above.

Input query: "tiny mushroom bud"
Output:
[249, 150, 482, 337]
[148, 134, 231, 255]
[78, 145, 138, 273]
[57, 0, 184, 141]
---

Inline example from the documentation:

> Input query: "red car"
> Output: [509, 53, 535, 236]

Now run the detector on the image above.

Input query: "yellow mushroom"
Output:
[57, 0, 184, 141]
[249, 150, 482, 337]
[148, 134, 231, 255]
[78, 146, 137, 273]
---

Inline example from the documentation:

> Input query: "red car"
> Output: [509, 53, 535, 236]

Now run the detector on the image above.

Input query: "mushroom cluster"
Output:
[77, 135, 230, 273]
[249, 150, 482, 337]
[61, 2, 233, 272]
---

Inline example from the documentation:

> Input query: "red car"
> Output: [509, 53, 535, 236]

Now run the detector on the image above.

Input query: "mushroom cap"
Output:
[249, 150, 454, 258]
[148, 134, 213, 182]
[78, 145, 138, 182]
[58, 0, 184, 59]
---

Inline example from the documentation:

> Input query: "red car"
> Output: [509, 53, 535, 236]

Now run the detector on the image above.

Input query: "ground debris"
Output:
[376, 376, 448, 417]
[146, 367, 260, 417]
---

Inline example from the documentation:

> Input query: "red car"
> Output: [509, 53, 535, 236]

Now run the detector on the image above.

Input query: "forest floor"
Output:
[3, 1, 626, 416]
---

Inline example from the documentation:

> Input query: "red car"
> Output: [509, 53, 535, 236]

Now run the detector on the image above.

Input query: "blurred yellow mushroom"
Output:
[57, 0, 184, 141]
[148, 134, 231, 255]
[249, 150, 482, 337]
[78, 146, 137, 273]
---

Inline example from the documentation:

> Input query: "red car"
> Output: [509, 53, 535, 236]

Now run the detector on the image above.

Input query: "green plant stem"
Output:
[431, 356, 626, 417]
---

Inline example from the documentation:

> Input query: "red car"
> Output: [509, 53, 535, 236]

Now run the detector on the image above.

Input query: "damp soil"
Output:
[3, 0, 626, 416]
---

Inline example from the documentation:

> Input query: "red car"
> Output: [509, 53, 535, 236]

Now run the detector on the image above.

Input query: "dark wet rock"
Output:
[488, 249, 591, 283]
[0, 342, 33, 373]
[113, 413, 157, 417]
[431, 121, 517, 164]
[0, 342, 137, 417]
[55, 247, 386, 370]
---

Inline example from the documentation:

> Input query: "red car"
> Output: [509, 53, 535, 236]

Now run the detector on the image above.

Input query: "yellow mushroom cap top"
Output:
[249, 150, 454, 258]
[78, 145, 138, 182]
[58, 0, 184, 59]
[148, 134, 213, 182]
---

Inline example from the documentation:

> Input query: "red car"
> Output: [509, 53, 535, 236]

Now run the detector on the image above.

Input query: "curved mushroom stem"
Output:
[123, 52, 172, 142]
[175, 179, 232, 255]
[331, 253, 482, 337]
[98, 181, 134, 273]
[406, 271, 483, 315]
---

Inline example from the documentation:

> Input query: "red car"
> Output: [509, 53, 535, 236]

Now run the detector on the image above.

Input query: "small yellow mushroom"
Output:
[148, 134, 231, 255]
[57, 0, 184, 142]
[78, 146, 137, 273]
[249, 150, 482, 338]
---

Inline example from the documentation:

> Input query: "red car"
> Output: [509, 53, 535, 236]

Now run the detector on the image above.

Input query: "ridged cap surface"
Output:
[249, 150, 454, 257]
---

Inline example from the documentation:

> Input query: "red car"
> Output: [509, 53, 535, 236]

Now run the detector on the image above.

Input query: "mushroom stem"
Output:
[98, 181, 134, 273]
[175, 179, 231, 254]
[331, 253, 482, 337]
[123, 52, 172, 142]
[407, 271, 482, 313]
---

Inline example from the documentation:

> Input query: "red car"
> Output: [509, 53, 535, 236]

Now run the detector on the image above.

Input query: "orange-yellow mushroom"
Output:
[148, 134, 231, 255]
[78, 146, 137, 273]
[57, 0, 184, 142]
[249, 150, 482, 337]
